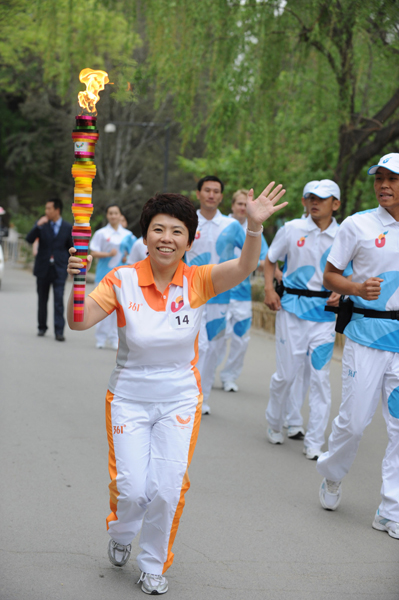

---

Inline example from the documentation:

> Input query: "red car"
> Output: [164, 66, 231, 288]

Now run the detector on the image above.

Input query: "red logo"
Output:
[297, 236, 307, 247]
[375, 232, 387, 248]
[195, 230, 201, 240]
[176, 415, 191, 425]
[171, 295, 184, 312]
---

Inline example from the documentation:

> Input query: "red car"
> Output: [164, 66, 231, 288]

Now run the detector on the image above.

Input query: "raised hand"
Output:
[67, 247, 93, 276]
[246, 182, 287, 226]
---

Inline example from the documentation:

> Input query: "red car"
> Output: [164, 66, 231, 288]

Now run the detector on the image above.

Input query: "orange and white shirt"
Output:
[89, 257, 216, 402]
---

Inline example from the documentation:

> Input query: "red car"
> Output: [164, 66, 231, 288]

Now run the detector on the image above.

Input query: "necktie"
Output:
[50, 221, 56, 237]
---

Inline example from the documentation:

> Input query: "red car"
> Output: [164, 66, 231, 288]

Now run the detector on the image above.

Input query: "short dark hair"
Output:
[197, 175, 224, 193]
[47, 198, 63, 214]
[106, 204, 121, 214]
[140, 194, 198, 245]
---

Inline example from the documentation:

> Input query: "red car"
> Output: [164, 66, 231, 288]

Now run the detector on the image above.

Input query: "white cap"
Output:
[303, 180, 319, 197]
[304, 179, 341, 201]
[368, 153, 399, 175]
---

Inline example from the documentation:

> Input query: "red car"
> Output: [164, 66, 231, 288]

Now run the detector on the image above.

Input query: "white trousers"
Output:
[317, 338, 399, 522]
[285, 352, 311, 427]
[96, 311, 118, 346]
[219, 300, 252, 384]
[197, 303, 228, 402]
[266, 309, 335, 450]
[106, 391, 202, 574]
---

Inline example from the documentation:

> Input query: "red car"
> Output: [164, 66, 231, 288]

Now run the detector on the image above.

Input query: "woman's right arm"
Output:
[67, 249, 109, 330]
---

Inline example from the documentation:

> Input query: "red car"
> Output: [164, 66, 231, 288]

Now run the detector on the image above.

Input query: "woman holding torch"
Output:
[67, 184, 286, 595]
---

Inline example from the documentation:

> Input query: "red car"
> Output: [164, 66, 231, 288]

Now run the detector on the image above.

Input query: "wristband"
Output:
[246, 225, 264, 237]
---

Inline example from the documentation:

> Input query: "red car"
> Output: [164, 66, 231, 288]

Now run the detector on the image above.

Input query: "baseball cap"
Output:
[304, 179, 341, 201]
[368, 153, 399, 175]
[303, 180, 319, 197]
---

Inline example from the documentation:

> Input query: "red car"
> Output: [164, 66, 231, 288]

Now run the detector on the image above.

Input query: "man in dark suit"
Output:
[26, 198, 73, 341]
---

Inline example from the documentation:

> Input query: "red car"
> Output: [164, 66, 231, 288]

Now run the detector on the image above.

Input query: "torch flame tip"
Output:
[78, 68, 110, 114]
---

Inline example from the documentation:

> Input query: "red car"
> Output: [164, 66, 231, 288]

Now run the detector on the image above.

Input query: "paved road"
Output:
[1, 265, 398, 600]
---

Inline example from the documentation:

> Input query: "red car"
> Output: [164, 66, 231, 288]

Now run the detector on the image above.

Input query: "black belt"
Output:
[284, 287, 331, 299]
[325, 304, 399, 320]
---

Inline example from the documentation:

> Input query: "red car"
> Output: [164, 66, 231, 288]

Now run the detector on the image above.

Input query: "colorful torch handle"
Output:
[71, 115, 99, 321]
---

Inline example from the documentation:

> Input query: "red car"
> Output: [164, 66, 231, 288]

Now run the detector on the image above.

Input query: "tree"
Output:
[145, 0, 399, 218]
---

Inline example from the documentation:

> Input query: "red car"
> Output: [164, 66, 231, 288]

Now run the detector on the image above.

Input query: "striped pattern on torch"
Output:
[71, 115, 99, 322]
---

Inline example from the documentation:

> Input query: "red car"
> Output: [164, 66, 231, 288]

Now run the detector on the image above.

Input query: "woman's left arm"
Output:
[211, 182, 287, 296]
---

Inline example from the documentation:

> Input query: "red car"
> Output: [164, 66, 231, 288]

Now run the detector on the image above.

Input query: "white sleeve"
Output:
[89, 229, 103, 252]
[267, 225, 287, 263]
[327, 217, 357, 271]
[127, 238, 147, 264]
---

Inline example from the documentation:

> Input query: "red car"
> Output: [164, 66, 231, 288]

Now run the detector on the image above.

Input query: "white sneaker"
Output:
[267, 427, 284, 444]
[319, 478, 342, 510]
[223, 381, 239, 392]
[202, 403, 211, 415]
[372, 510, 399, 539]
[108, 539, 131, 567]
[287, 426, 305, 440]
[303, 446, 321, 460]
[137, 571, 168, 594]
[110, 343, 119, 351]
[96, 342, 104, 349]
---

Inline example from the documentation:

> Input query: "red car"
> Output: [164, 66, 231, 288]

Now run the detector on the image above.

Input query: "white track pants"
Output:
[317, 338, 399, 522]
[197, 303, 228, 402]
[285, 352, 311, 427]
[220, 300, 252, 384]
[96, 311, 118, 346]
[105, 391, 202, 574]
[266, 309, 335, 450]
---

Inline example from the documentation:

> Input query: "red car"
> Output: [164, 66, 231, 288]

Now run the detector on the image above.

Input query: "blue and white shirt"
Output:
[120, 232, 137, 259]
[328, 205, 399, 352]
[90, 223, 130, 284]
[230, 218, 268, 302]
[185, 209, 246, 304]
[268, 215, 352, 322]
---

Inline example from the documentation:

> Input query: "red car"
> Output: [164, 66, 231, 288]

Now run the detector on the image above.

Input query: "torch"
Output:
[71, 68, 109, 321]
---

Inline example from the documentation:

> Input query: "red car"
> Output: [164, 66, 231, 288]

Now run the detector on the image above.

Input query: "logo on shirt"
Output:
[297, 235, 307, 247]
[375, 231, 388, 248]
[195, 230, 201, 240]
[171, 295, 184, 313]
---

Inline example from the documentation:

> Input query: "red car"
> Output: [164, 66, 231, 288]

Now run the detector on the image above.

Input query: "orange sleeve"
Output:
[187, 264, 216, 308]
[88, 269, 120, 314]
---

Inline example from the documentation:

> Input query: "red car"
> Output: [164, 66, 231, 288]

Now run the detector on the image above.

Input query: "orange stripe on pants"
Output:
[162, 394, 203, 574]
[105, 390, 120, 529]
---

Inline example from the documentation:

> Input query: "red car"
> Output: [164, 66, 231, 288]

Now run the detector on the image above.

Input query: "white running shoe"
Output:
[303, 446, 321, 460]
[372, 510, 399, 539]
[96, 342, 104, 349]
[287, 426, 305, 440]
[319, 478, 342, 510]
[108, 539, 131, 567]
[110, 342, 119, 351]
[137, 571, 168, 595]
[223, 381, 239, 392]
[202, 403, 211, 415]
[267, 427, 284, 444]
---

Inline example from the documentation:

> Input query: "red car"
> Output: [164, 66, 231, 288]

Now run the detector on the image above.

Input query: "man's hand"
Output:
[67, 247, 93, 276]
[109, 248, 117, 257]
[357, 277, 383, 301]
[264, 288, 281, 311]
[326, 291, 340, 307]
[37, 216, 48, 226]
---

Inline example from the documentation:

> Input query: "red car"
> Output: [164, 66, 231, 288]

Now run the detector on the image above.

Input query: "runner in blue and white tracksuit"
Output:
[317, 154, 399, 539]
[219, 189, 268, 392]
[185, 176, 246, 414]
[264, 180, 352, 459]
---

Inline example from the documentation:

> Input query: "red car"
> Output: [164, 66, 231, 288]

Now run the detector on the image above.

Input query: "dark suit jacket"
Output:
[26, 220, 73, 280]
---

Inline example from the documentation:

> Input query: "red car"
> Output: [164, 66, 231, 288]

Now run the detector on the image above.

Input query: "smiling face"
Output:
[106, 206, 122, 228]
[307, 193, 340, 222]
[231, 194, 247, 224]
[374, 167, 399, 220]
[143, 214, 192, 267]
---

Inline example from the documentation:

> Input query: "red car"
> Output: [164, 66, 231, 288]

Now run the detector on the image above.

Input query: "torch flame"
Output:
[78, 68, 110, 114]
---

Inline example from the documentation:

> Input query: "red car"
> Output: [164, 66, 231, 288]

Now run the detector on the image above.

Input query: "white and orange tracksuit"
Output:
[89, 258, 215, 575]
